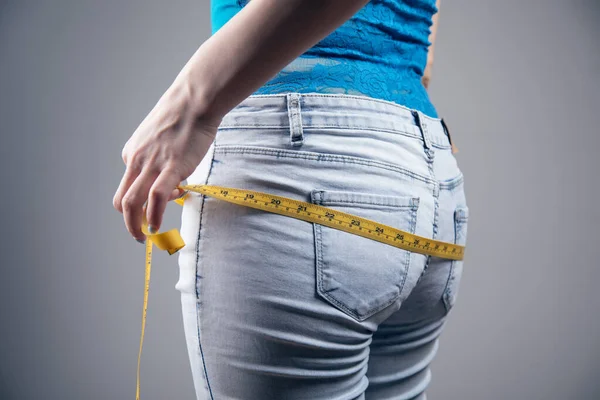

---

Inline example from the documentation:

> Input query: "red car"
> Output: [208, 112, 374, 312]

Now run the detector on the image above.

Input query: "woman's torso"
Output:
[211, 0, 439, 118]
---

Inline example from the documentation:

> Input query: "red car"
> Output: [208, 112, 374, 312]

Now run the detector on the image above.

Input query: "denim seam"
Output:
[399, 205, 419, 298]
[421, 195, 439, 281]
[417, 148, 438, 283]
[316, 221, 402, 321]
[315, 189, 419, 209]
[213, 145, 436, 186]
[195, 142, 217, 400]
[442, 218, 465, 312]
[312, 200, 418, 322]
[442, 264, 455, 312]
[219, 123, 417, 135]
[218, 125, 453, 150]
[235, 92, 445, 123]
[218, 124, 422, 142]
[438, 173, 465, 190]
[315, 201, 416, 208]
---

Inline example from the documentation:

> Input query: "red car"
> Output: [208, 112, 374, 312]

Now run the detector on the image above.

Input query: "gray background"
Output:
[1, 0, 598, 399]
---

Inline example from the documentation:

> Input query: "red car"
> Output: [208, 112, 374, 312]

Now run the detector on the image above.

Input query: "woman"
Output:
[113, 0, 469, 398]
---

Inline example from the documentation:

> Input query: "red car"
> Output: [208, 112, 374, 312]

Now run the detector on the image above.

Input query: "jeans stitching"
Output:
[217, 125, 453, 150]
[313, 204, 418, 322]
[439, 173, 464, 190]
[442, 216, 467, 312]
[416, 147, 438, 284]
[236, 92, 445, 124]
[195, 143, 217, 400]
[214, 145, 436, 186]
[399, 206, 418, 300]
[313, 200, 416, 207]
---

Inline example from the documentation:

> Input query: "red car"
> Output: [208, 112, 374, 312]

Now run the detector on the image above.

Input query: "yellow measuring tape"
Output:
[134, 184, 466, 398]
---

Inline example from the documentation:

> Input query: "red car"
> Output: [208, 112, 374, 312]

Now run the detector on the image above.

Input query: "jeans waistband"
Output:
[219, 93, 454, 151]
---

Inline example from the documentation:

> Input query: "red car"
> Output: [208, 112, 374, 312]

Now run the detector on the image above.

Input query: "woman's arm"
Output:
[175, 0, 372, 123]
[114, 0, 372, 241]
[422, 0, 440, 90]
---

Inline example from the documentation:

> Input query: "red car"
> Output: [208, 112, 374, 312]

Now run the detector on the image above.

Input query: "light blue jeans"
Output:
[175, 93, 469, 400]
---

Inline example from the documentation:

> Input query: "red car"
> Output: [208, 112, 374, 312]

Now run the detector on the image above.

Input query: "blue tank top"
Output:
[211, 0, 439, 118]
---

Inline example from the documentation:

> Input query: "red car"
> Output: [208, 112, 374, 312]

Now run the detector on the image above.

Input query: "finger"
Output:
[113, 164, 141, 213]
[167, 186, 186, 202]
[122, 167, 159, 241]
[145, 167, 183, 234]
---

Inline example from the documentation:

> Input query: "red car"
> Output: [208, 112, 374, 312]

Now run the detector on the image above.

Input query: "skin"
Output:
[112, 0, 441, 243]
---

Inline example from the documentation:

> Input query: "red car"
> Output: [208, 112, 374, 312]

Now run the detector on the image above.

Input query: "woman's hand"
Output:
[113, 76, 222, 243]
[112, 0, 376, 243]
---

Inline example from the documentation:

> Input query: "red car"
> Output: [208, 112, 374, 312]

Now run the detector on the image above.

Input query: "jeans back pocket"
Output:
[442, 206, 469, 313]
[309, 188, 421, 322]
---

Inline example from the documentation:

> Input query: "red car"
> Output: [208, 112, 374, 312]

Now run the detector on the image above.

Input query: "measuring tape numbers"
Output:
[134, 184, 466, 398]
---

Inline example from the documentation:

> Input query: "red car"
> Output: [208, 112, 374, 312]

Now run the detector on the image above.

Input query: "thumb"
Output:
[168, 187, 187, 202]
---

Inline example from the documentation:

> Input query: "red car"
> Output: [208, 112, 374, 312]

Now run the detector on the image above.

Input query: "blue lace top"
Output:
[211, 0, 439, 118]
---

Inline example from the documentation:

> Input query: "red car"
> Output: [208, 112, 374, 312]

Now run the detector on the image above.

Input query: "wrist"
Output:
[171, 67, 224, 130]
